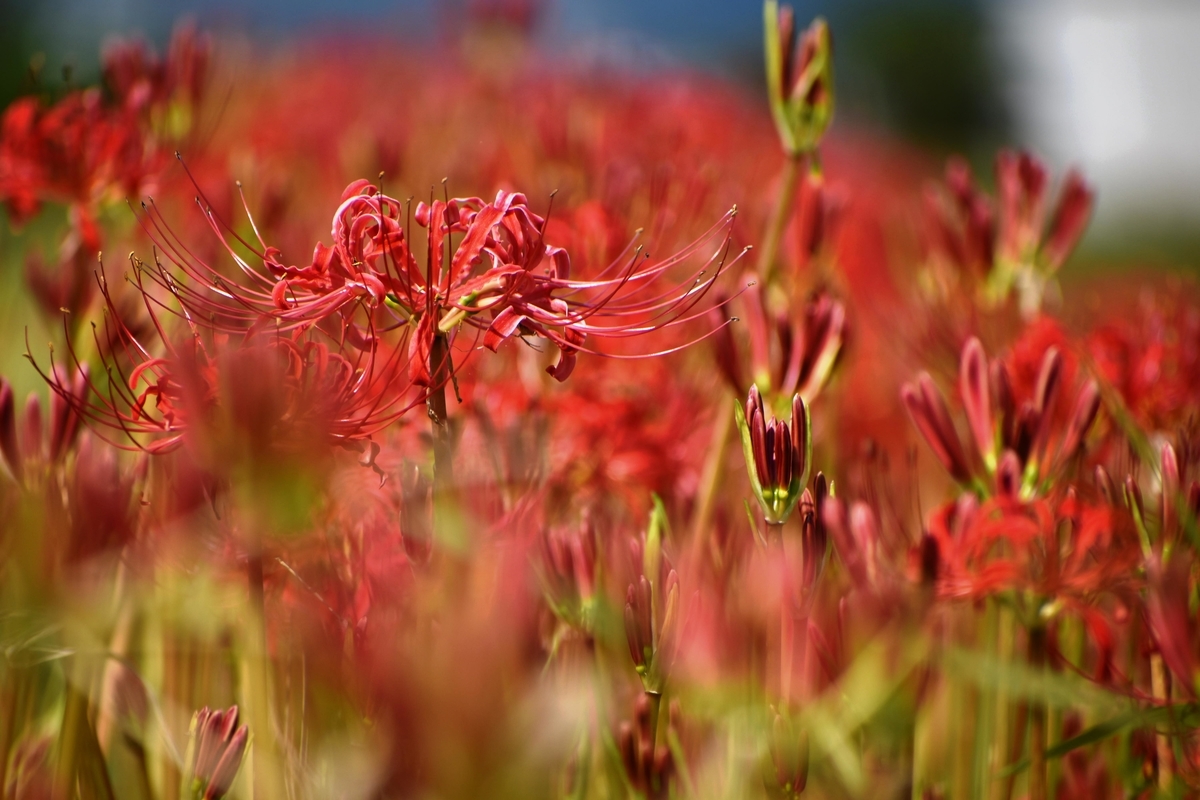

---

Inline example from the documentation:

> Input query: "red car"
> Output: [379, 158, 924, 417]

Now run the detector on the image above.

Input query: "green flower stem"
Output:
[1028, 624, 1048, 800]
[690, 400, 735, 563]
[757, 153, 803, 288]
[428, 333, 455, 494]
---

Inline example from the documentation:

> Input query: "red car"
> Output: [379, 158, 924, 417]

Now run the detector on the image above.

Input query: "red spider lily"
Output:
[736, 386, 812, 525]
[794, 474, 829, 605]
[1145, 553, 1200, 698]
[140, 174, 743, 386]
[102, 23, 210, 118]
[30, 258, 416, 462]
[539, 518, 597, 627]
[1088, 291, 1200, 432]
[927, 490, 1140, 638]
[903, 336, 1100, 497]
[921, 151, 1092, 311]
[0, 90, 153, 228]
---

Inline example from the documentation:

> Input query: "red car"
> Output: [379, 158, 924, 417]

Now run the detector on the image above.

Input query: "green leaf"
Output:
[996, 703, 1200, 779]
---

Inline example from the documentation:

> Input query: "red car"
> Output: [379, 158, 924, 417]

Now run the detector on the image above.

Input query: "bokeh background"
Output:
[2, 0, 1198, 260]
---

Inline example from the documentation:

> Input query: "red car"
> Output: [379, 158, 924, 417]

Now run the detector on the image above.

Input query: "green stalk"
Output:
[428, 333, 455, 494]
[757, 153, 803, 287]
[1028, 625, 1048, 800]
[1151, 652, 1173, 790]
[0, 665, 16, 798]
[689, 399, 734, 564]
[647, 690, 663, 756]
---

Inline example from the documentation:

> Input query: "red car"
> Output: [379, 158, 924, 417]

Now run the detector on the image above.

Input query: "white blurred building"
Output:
[996, 1, 1200, 230]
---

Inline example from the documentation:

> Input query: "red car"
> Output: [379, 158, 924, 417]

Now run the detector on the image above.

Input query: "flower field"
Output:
[0, 5, 1198, 799]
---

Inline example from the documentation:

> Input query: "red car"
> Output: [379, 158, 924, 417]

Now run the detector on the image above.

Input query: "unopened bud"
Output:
[764, 5, 834, 157]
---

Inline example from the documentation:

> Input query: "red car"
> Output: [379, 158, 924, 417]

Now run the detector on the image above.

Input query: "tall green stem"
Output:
[689, 403, 734, 563]
[757, 154, 803, 287]
[1028, 625, 1048, 800]
[428, 334, 455, 493]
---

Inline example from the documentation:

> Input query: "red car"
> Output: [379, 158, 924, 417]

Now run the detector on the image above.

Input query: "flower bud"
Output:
[902, 373, 971, 484]
[736, 387, 812, 524]
[764, 5, 834, 157]
[0, 378, 20, 482]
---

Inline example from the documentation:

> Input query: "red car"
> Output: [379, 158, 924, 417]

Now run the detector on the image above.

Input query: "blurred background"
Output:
[2, 0, 1198, 264]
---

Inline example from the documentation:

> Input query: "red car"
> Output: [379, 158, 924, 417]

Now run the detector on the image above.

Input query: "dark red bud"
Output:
[21, 393, 42, 465]
[1060, 380, 1100, 459]
[995, 449, 1022, 500]
[902, 374, 970, 483]
[918, 534, 940, 586]
[0, 379, 20, 481]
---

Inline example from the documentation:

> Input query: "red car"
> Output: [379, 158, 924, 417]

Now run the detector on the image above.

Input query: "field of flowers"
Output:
[1, 3, 1198, 799]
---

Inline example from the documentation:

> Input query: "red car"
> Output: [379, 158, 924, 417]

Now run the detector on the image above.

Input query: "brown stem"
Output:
[1028, 625, 1048, 800]
[1151, 652, 1173, 790]
[0, 666, 17, 799]
[999, 700, 1028, 800]
[756, 153, 803, 287]
[689, 401, 734, 564]
[428, 333, 455, 493]
[647, 690, 663, 754]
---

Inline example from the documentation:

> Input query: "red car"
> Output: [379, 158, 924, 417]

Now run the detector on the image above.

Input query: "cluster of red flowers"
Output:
[2, 7, 1199, 800]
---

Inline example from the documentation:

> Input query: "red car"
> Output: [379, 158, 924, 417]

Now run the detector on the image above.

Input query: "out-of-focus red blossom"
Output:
[933, 151, 1092, 277]
[545, 360, 710, 518]
[618, 694, 676, 800]
[66, 433, 139, 564]
[903, 327, 1100, 496]
[927, 490, 1139, 675]
[33, 254, 413, 465]
[0, 369, 87, 483]
[1087, 291, 1200, 432]
[1146, 553, 1200, 698]
[0, 20, 208, 228]
[718, 284, 845, 400]
[539, 517, 597, 625]
[103, 23, 210, 116]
